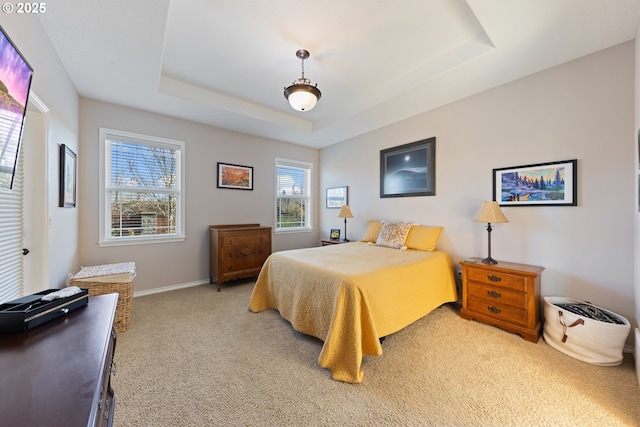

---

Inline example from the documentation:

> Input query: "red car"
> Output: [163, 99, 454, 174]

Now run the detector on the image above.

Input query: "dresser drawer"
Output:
[221, 232, 270, 248]
[221, 245, 269, 273]
[467, 297, 527, 326]
[466, 268, 526, 292]
[466, 282, 526, 308]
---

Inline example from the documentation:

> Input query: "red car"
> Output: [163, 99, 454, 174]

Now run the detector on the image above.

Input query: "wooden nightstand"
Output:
[321, 239, 347, 246]
[460, 258, 544, 343]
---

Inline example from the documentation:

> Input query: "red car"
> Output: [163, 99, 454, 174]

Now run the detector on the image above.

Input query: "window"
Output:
[99, 128, 185, 246]
[275, 158, 312, 232]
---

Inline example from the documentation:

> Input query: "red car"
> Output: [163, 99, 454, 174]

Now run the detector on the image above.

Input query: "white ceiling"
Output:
[38, 0, 640, 149]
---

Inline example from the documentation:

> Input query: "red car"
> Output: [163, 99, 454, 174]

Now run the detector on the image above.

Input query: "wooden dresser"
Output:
[209, 224, 272, 291]
[0, 293, 118, 426]
[460, 258, 544, 342]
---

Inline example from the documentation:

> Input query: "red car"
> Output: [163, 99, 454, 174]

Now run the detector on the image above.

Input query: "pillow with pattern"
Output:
[375, 222, 413, 250]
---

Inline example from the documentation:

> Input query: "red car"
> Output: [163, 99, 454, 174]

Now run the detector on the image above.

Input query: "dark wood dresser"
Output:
[209, 224, 272, 291]
[460, 258, 544, 342]
[0, 293, 118, 426]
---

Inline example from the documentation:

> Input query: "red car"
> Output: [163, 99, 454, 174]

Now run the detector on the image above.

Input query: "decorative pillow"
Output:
[405, 225, 443, 251]
[361, 220, 383, 243]
[375, 222, 413, 250]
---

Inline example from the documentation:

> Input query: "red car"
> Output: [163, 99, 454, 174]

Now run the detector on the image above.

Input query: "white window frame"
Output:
[274, 157, 313, 233]
[98, 128, 185, 247]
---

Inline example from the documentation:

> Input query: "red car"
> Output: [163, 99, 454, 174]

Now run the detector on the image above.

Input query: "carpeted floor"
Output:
[112, 281, 640, 426]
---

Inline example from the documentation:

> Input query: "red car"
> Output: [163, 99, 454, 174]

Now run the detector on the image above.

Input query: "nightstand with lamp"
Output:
[460, 201, 545, 342]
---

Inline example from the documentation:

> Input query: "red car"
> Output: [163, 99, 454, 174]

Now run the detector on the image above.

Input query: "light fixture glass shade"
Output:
[285, 84, 321, 111]
[338, 205, 354, 219]
[472, 201, 509, 224]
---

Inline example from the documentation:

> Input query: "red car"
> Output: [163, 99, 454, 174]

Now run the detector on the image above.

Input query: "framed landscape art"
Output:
[493, 159, 577, 206]
[380, 137, 435, 198]
[326, 186, 348, 208]
[217, 162, 253, 190]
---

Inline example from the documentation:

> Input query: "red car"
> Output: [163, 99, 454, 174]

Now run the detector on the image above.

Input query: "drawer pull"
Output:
[487, 306, 501, 314]
[487, 290, 501, 298]
[487, 275, 502, 282]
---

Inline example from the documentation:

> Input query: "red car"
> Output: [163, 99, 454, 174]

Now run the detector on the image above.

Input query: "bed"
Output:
[248, 237, 457, 383]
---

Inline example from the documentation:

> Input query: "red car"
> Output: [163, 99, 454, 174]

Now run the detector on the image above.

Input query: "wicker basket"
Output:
[70, 262, 135, 333]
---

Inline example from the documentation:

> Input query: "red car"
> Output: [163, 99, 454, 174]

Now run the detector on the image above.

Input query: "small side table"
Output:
[460, 258, 544, 342]
[321, 239, 348, 246]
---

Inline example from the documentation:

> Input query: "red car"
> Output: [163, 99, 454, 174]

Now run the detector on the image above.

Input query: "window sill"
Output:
[274, 228, 313, 235]
[98, 235, 186, 247]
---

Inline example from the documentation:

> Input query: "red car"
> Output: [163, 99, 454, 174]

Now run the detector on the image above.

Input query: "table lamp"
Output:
[337, 205, 354, 242]
[472, 201, 509, 264]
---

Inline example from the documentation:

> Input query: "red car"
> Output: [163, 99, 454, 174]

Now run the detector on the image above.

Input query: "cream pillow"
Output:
[361, 220, 383, 243]
[405, 225, 443, 251]
[375, 222, 413, 250]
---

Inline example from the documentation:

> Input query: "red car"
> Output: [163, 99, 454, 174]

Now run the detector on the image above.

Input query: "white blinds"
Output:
[0, 143, 24, 302]
[275, 158, 312, 231]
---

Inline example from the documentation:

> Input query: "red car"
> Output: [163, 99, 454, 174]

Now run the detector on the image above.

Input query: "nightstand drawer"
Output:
[466, 269, 526, 292]
[466, 282, 526, 308]
[467, 297, 527, 326]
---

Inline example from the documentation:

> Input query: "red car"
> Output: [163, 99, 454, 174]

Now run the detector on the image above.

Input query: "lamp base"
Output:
[482, 257, 498, 265]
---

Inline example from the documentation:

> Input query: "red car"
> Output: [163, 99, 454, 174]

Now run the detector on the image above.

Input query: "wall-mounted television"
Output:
[0, 24, 33, 190]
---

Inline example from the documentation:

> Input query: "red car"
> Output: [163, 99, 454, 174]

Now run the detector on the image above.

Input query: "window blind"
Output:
[99, 128, 185, 246]
[275, 158, 312, 231]
[0, 144, 24, 302]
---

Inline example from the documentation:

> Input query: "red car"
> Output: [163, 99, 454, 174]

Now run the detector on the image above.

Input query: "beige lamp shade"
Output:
[472, 201, 508, 224]
[338, 205, 354, 219]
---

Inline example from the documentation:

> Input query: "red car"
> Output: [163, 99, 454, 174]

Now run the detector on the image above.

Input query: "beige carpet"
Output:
[112, 281, 640, 426]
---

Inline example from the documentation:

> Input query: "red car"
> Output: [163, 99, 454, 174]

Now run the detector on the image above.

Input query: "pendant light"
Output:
[284, 49, 321, 112]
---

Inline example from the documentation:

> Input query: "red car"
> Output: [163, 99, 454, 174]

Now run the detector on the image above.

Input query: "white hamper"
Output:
[543, 296, 630, 366]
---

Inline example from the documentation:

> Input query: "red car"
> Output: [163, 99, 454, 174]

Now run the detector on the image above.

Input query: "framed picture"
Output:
[326, 186, 348, 208]
[217, 162, 253, 190]
[330, 229, 340, 240]
[59, 144, 77, 208]
[380, 137, 435, 198]
[493, 159, 577, 206]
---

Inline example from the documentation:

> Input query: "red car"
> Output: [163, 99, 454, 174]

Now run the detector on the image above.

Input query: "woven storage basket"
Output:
[543, 296, 630, 366]
[70, 262, 135, 333]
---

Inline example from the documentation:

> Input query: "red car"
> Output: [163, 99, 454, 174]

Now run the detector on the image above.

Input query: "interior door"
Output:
[22, 95, 49, 295]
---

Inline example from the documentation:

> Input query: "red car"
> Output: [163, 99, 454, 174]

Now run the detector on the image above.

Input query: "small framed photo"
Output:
[380, 137, 436, 198]
[330, 229, 340, 240]
[217, 162, 253, 190]
[326, 186, 348, 208]
[493, 159, 577, 206]
[59, 144, 77, 208]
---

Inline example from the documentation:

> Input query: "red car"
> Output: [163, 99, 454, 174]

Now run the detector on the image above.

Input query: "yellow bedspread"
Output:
[248, 242, 458, 383]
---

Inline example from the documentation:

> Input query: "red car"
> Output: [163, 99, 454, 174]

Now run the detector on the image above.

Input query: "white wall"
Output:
[78, 98, 319, 293]
[320, 42, 636, 335]
[0, 15, 80, 289]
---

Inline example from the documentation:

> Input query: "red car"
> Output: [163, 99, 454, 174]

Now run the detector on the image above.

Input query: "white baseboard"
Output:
[132, 279, 210, 298]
